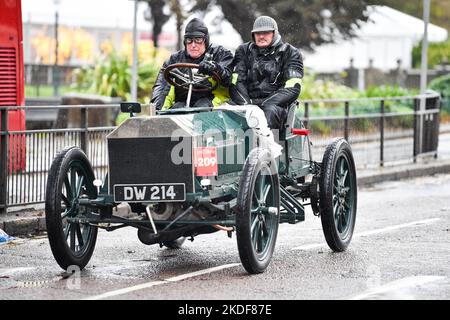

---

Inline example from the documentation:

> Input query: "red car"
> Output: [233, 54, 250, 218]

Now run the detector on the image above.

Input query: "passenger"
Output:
[151, 18, 234, 110]
[230, 15, 304, 129]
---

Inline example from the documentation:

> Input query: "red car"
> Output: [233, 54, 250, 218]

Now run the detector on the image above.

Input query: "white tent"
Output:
[304, 6, 448, 72]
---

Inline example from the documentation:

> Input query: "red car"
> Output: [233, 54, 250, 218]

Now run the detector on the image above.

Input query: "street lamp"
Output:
[131, 0, 139, 101]
[420, 0, 430, 96]
[53, 0, 61, 97]
[418, 0, 430, 157]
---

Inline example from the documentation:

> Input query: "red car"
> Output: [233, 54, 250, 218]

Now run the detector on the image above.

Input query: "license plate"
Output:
[114, 183, 186, 202]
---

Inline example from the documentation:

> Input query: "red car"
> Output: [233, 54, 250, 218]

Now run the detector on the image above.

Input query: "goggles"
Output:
[185, 37, 205, 45]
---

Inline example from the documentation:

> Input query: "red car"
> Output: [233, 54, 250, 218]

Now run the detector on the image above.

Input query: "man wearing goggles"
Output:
[151, 18, 233, 110]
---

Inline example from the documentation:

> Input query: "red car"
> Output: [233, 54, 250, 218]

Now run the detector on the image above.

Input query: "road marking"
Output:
[355, 218, 441, 237]
[291, 218, 441, 251]
[349, 276, 446, 300]
[165, 264, 241, 282]
[84, 263, 241, 300]
[291, 243, 324, 251]
[84, 280, 167, 300]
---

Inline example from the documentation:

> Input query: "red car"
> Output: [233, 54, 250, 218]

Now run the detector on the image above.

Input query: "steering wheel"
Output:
[163, 63, 220, 92]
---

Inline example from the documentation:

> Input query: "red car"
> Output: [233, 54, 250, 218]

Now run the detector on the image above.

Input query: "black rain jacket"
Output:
[151, 44, 233, 110]
[230, 40, 303, 108]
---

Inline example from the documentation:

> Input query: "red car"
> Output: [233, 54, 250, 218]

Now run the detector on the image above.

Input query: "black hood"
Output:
[184, 18, 210, 47]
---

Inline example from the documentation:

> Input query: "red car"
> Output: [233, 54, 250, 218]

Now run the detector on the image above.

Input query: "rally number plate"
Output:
[114, 183, 186, 202]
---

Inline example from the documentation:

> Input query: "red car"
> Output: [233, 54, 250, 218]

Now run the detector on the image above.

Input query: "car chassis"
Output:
[45, 63, 357, 274]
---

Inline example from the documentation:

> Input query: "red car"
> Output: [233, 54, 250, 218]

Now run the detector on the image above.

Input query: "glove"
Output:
[198, 60, 220, 75]
[250, 98, 264, 106]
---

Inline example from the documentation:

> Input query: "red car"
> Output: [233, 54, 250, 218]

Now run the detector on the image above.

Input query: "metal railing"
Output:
[1, 105, 121, 213]
[301, 93, 441, 167]
[0, 94, 442, 213]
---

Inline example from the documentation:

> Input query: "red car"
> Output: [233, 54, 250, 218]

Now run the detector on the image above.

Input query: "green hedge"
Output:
[301, 84, 419, 134]
[429, 74, 450, 121]
[429, 74, 450, 98]
[71, 50, 160, 103]
[412, 40, 450, 69]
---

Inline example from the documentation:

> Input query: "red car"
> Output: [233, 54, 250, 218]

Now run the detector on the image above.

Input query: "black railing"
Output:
[0, 94, 442, 213]
[0, 105, 124, 213]
[301, 93, 441, 167]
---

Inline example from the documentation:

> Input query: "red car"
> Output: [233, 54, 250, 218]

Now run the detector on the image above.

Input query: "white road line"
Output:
[165, 264, 241, 282]
[84, 263, 241, 300]
[355, 218, 441, 237]
[84, 281, 167, 300]
[291, 243, 324, 251]
[291, 218, 441, 251]
[349, 276, 446, 300]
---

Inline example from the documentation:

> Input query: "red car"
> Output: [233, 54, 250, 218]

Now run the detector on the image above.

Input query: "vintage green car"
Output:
[45, 63, 357, 274]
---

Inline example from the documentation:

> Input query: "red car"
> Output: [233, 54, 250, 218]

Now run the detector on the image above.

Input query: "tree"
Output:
[192, 0, 383, 50]
[141, 0, 187, 51]
[142, 0, 170, 49]
[169, 0, 187, 50]
[141, 0, 450, 53]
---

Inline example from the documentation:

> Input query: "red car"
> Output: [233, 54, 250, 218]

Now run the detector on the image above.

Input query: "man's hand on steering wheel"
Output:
[163, 63, 221, 92]
[198, 60, 222, 76]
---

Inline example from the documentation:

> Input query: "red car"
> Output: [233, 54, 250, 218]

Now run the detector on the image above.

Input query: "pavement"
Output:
[1, 152, 450, 239]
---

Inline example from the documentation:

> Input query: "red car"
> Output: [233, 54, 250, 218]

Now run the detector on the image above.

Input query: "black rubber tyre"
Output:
[163, 237, 186, 249]
[236, 148, 280, 274]
[319, 138, 357, 252]
[45, 146, 98, 271]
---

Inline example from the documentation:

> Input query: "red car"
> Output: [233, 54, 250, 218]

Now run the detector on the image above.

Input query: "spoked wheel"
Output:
[236, 148, 280, 274]
[45, 146, 98, 270]
[319, 138, 357, 252]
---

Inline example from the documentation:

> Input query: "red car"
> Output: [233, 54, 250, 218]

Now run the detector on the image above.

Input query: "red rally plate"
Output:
[194, 147, 218, 176]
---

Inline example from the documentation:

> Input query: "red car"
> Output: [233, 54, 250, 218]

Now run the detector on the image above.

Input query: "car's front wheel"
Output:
[45, 146, 98, 270]
[236, 148, 280, 274]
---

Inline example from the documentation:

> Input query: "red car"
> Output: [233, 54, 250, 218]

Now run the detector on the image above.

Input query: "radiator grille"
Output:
[0, 47, 17, 106]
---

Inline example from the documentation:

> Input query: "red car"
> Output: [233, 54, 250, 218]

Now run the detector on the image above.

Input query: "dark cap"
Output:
[184, 18, 209, 38]
[184, 18, 210, 48]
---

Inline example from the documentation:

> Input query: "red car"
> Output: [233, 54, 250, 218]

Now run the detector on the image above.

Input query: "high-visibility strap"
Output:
[212, 85, 230, 107]
[163, 79, 230, 109]
[285, 78, 302, 88]
[162, 86, 176, 110]
[232, 73, 239, 85]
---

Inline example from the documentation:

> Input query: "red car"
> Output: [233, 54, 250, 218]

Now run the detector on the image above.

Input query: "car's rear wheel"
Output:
[45, 146, 98, 270]
[319, 138, 357, 252]
[236, 148, 280, 274]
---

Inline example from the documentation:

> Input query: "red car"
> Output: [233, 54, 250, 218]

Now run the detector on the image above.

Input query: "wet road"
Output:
[1, 174, 449, 300]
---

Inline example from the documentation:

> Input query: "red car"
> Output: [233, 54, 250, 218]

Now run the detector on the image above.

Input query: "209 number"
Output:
[196, 156, 217, 167]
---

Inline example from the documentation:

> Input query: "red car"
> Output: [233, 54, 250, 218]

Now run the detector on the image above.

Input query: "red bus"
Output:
[0, 0, 26, 171]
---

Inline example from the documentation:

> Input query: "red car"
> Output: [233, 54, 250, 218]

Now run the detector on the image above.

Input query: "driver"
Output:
[230, 16, 304, 129]
[151, 18, 234, 110]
